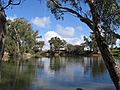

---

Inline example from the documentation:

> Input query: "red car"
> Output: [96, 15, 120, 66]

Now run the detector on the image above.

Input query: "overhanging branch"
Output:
[2, 0, 21, 10]
[101, 26, 120, 39]
[60, 6, 94, 30]
[50, 0, 94, 30]
[50, 0, 120, 39]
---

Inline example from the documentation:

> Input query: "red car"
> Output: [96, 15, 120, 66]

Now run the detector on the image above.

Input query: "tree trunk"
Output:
[95, 31, 120, 90]
[0, 35, 5, 61]
[0, 8, 6, 61]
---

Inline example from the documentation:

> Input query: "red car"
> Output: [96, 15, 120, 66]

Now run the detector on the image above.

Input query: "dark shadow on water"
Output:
[0, 58, 37, 90]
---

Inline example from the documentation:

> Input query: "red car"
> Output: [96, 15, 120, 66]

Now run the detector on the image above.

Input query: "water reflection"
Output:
[50, 57, 66, 71]
[0, 58, 37, 90]
[49, 56, 106, 80]
[0, 56, 116, 90]
[34, 56, 115, 90]
[82, 56, 107, 80]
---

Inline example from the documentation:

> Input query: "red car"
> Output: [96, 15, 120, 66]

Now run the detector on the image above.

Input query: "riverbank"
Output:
[3, 50, 119, 62]
[2, 52, 35, 61]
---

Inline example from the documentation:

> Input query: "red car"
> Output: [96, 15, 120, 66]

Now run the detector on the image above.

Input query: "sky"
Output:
[5, 0, 120, 49]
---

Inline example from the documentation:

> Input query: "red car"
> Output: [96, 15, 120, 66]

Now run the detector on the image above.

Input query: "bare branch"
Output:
[2, 0, 21, 10]
[10, 0, 22, 5]
[50, 0, 94, 30]
[60, 6, 94, 29]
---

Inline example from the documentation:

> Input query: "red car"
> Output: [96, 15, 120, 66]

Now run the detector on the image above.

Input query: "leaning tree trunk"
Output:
[95, 30, 120, 90]
[0, 8, 6, 61]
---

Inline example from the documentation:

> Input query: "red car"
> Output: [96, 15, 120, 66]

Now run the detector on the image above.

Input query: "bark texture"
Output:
[95, 30, 120, 90]
[0, 7, 6, 61]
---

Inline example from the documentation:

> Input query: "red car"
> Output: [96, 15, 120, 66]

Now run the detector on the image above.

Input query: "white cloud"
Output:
[44, 31, 62, 43]
[7, 15, 17, 21]
[116, 39, 120, 46]
[64, 36, 84, 45]
[42, 31, 84, 50]
[56, 25, 75, 38]
[43, 31, 62, 50]
[76, 26, 83, 31]
[31, 17, 51, 28]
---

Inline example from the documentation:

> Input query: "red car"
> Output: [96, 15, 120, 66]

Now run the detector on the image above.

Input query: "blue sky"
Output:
[5, 0, 120, 49]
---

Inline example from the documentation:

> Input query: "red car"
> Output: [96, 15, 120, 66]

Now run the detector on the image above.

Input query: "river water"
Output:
[0, 56, 117, 90]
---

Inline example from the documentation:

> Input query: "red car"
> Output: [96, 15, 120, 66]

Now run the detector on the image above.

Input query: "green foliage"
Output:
[89, 33, 98, 52]
[83, 36, 90, 45]
[49, 37, 66, 51]
[36, 41, 44, 51]
[83, 36, 93, 51]
[5, 18, 37, 56]
[112, 49, 120, 56]
[112, 49, 120, 53]
[47, 0, 120, 37]
[32, 40, 45, 53]
[67, 44, 84, 54]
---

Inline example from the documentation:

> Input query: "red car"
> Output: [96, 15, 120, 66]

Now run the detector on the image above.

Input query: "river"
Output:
[0, 56, 117, 90]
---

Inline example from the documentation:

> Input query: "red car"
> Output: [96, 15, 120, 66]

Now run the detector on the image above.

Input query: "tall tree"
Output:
[47, 0, 120, 89]
[0, 0, 21, 60]
[5, 18, 37, 56]
[0, 6, 6, 60]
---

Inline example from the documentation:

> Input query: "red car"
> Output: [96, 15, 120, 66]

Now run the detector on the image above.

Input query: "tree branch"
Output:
[60, 6, 93, 29]
[50, 0, 94, 30]
[101, 26, 120, 39]
[2, 0, 21, 10]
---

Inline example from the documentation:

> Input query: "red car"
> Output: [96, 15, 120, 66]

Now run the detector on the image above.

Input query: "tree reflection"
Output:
[50, 56, 66, 71]
[0, 58, 36, 90]
[0, 56, 114, 90]
[49, 56, 107, 80]
[82, 56, 107, 79]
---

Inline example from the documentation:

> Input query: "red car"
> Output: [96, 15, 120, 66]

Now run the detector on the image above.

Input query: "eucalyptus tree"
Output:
[5, 18, 37, 56]
[49, 37, 66, 51]
[0, 0, 21, 60]
[47, 0, 120, 89]
[67, 44, 84, 55]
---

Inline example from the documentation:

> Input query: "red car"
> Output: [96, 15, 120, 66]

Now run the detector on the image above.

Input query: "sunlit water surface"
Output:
[0, 56, 118, 90]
